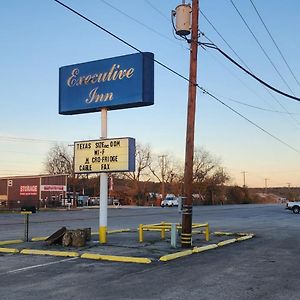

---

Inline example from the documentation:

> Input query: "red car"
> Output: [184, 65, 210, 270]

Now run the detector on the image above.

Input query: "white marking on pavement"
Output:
[4, 257, 78, 274]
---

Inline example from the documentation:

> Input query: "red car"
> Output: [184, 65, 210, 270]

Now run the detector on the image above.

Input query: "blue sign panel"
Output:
[59, 52, 154, 115]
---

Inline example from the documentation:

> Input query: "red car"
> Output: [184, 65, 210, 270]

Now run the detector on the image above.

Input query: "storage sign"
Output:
[20, 185, 38, 196]
[74, 138, 135, 174]
[40, 185, 67, 192]
[59, 52, 154, 115]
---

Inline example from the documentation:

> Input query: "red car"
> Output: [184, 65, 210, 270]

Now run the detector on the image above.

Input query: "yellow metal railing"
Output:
[138, 222, 209, 243]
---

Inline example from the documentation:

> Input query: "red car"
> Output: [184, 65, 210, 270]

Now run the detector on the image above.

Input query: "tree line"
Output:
[44, 143, 268, 205]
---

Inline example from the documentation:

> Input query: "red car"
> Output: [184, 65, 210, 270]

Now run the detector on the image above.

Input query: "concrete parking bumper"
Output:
[0, 229, 254, 264]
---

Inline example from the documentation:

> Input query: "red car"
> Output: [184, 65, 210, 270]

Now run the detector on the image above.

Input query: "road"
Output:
[0, 204, 299, 300]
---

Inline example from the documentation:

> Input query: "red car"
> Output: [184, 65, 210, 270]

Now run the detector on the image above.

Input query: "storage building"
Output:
[0, 174, 67, 210]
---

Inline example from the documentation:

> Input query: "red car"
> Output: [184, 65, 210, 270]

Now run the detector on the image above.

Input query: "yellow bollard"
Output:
[99, 226, 107, 244]
[161, 227, 166, 240]
[139, 224, 144, 242]
[205, 224, 210, 241]
[159, 222, 165, 240]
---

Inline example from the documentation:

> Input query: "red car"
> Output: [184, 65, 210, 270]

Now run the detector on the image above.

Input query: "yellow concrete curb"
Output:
[236, 235, 254, 241]
[81, 253, 102, 260]
[91, 229, 131, 236]
[214, 232, 234, 236]
[217, 238, 237, 247]
[0, 247, 19, 254]
[160, 234, 253, 261]
[31, 237, 48, 242]
[193, 244, 218, 253]
[236, 232, 254, 236]
[0, 240, 23, 246]
[142, 228, 170, 232]
[81, 253, 151, 264]
[20, 249, 79, 257]
[159, 249, 193, 262]
[107, 229, 131, 234]
[214, 231, 254, 237]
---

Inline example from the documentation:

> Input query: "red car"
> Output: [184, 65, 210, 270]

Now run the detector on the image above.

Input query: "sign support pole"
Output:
[99, 108, 108, 243]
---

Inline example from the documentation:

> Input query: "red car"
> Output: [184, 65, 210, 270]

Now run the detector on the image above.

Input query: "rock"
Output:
[62, 230, 73, 247]
[45, 227, 67, 245]
[72, 229, 86, 247]
[83, 228, 91, 241]
[46, 227, 91, 248]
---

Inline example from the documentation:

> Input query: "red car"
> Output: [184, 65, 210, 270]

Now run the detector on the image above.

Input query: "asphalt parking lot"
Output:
[0, 204, 299, 300]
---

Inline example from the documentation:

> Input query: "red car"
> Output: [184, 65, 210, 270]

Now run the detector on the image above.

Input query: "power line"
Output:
[202, 42, 300, 102]
[56, 0, 300, 104]
[230, 0, 295, 95]
[0, 135, 69, 144]
[0, 150, 45, 156]
[200, 10, 250, 71]
[200, 19, 300, 128]
[227, 98, 298, 114]
[201, 31, 300, 127]
[0, 170, 42, 175]
[146, 1, 189, 49]
[53, 0, 190, 84]
[99, 0, 180, 48]
[53, 0, 300, 155]
[144, 0, 170, 22]
[206, 90, 298, 115]
[202, 42, 281, 111]
[249, 0, 300, 88]
[200, 88, 300, 154]
[225, 167, 300, 187]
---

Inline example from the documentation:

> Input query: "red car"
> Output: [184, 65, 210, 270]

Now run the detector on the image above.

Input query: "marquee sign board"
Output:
[59, 52, 154, 115]
[74, 137, 135, 174]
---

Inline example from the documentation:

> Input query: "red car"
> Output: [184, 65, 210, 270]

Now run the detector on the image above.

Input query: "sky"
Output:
[1, 0, 300, 188]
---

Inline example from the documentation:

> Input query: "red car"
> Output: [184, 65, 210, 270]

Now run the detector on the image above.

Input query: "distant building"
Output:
[0, 174, 67, 210]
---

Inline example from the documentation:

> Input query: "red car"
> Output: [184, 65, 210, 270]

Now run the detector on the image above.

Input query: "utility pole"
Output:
[159, 155, 166, 200]
[181, 0, 199, 248]
[66, 145, 77, 208]
[286, 182, 292, 201]
[264, 178, 269, 194]
[241, 171, 247, 188]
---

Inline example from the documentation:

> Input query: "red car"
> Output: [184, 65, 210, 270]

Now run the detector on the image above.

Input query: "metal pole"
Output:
[99, 108, 108, 243]
[160, 155, 166, 200]
[264, 178, 268, 194]
[21, 212, 31, 242]
[171, 223, 177, 248]
[242, 171, 247, 188]
[25, 214, 29, 242]
[181, 0, 199, 248]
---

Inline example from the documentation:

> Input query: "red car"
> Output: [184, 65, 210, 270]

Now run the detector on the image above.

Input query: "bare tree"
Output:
[149, 153, 180, 198]
[118, 143, 152, 201]
[210, 167, 230, 186]
[44, 143, 73, 176]
[191, 148, 230, 204]
[193, 148, 219, 183]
